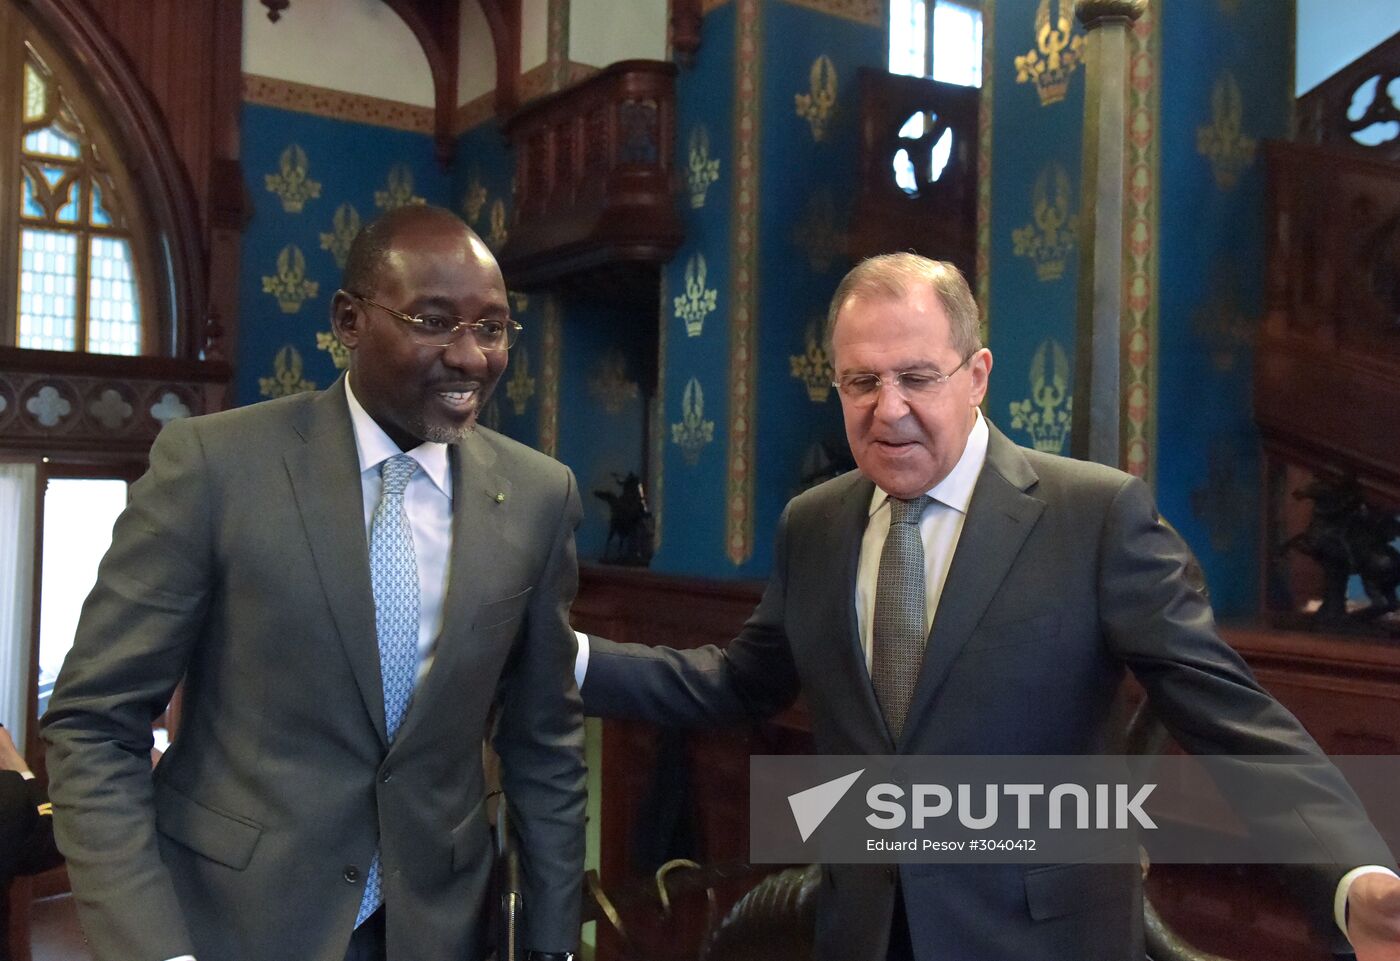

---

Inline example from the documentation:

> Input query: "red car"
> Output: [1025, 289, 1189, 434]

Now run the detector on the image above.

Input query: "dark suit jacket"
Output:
[0, 770, 61, 882]
[42, 379, 587, 961]
[584, 424, 1392, 961]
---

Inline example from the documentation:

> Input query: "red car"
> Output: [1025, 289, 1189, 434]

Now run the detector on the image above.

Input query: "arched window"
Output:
[3, 12, 156, 355]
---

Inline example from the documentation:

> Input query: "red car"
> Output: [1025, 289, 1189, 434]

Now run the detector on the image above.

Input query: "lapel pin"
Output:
[494, 491, 506, 503]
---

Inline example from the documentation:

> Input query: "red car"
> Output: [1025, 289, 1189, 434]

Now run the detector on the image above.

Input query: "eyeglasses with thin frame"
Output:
[832, 353, 975, 407]
[342, 290, 522, 350]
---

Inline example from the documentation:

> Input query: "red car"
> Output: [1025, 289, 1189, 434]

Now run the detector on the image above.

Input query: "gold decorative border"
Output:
[1122, 1, 1159, 482]
[778, 0, 881, 26]
[242, 74, 433, 133]
[726, 0, 761, 566]
[538, 293, 562, 457]
[976, 0, 996, 340]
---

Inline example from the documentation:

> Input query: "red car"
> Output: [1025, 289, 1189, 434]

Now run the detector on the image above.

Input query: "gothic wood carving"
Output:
[498, 60, 683, 289]
[1297, 31, 1400, 164]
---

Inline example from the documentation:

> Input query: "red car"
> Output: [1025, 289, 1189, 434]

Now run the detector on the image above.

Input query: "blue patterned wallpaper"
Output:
[237, 104, 450, 406]
[1156, 0, 1291, 616]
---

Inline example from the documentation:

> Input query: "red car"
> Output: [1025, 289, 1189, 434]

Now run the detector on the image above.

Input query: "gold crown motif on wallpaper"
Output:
[794, 55, 839, 142]
[319, 202, 361, 270]
[687, 125, 721, 209]
[673, 253, 718, 337]
[262, 244, 319, 313]
[259, 345, 316, 399]
[1196, 72, 1257, 190]
[265, 144, 321, 213]
[1012, 163, 1077, 282]
[789, 324, 834, 404]
[1014, 0, 1084, 107]
[671, 376, 715, 465]
[1008, 339, 1072, 454]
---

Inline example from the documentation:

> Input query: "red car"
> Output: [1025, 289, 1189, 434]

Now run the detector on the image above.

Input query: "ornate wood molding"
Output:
[0, 348, 230, 456]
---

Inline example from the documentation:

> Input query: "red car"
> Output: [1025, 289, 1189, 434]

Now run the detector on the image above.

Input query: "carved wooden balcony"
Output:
[1296, 31, 1400, 164]
[849, 69, 980, 283]
[498, 60, 683, 292]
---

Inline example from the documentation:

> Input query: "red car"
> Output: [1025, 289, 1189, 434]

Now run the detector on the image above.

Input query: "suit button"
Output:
[380, 769, 393, 783]
[343, 866, 360, 883]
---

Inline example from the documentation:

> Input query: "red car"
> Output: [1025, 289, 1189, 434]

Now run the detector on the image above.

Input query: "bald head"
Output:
[342, 204, 487, 297]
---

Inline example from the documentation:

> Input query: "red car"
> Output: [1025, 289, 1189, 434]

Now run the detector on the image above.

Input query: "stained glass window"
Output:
[13, 41, 145, 355]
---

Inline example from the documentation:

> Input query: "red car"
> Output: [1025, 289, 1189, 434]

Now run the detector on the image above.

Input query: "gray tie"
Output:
[871, 495, 931, 739]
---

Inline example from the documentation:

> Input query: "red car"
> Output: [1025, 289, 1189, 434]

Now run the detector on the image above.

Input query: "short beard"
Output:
[415, 416, 476, 444]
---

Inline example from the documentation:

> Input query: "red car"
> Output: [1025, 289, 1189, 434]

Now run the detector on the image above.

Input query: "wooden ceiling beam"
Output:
[475, 0, 521, 116]
[260, 0, 523, 154]
[383, 0, 460, 166]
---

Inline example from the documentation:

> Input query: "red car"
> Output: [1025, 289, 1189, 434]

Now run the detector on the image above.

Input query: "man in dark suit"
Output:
[43, 206, 586, 961]
[579, 254, 1400, 960]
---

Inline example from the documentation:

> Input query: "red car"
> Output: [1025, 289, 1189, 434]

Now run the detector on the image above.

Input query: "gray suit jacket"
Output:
[43, 379, 587, 961]
[584, 424, 1391, 961]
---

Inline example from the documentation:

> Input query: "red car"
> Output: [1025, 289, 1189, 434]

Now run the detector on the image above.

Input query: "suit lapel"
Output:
[898, 426, 1045, 750]
[392, 430, 512, 746]
[283, 379, 388, 747]
[822, 472, 899, 753]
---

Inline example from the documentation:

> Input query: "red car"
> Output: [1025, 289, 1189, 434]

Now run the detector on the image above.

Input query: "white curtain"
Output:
[0, 462, 37, 741]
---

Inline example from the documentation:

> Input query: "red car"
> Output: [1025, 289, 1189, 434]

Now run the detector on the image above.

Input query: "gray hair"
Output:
[824, 254, 983, 359]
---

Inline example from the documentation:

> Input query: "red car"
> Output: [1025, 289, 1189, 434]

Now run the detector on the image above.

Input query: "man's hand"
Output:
[0, 724, 31, 775]
[1349, 871, 1400, 960]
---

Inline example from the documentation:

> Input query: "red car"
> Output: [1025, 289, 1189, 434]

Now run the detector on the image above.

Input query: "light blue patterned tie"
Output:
[356, 453, 420, 927]
[871, 495, 931, 739]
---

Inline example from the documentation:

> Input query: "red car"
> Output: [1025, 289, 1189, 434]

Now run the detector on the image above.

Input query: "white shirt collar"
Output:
[344, 376, 453, 499]
[868, 410, 989, 517]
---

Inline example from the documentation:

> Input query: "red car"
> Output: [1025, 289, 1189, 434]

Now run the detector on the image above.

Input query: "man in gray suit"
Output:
[579, 254, 1400, 960]
[43, 206, 586, 961]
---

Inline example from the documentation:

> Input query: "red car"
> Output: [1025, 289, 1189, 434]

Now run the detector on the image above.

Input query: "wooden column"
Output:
[1070, 0, 1146, 468]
